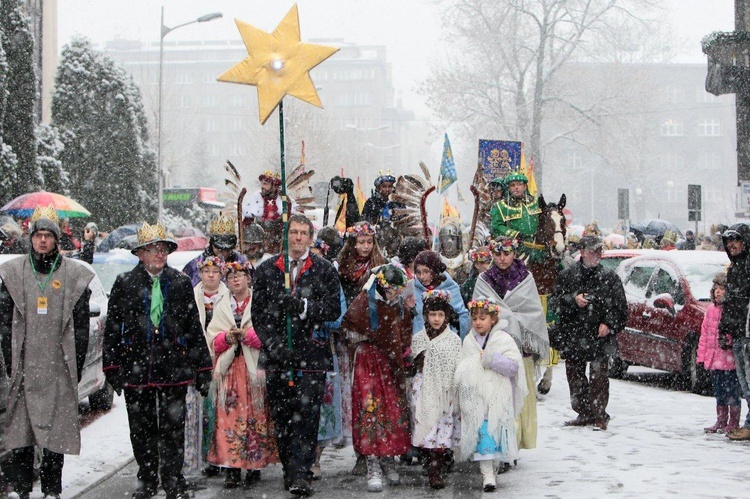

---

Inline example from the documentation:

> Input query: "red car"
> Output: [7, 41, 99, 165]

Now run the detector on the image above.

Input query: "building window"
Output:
[229, 94, 246, 107]
[179, 95, 192, 108]
[204, 118, 218, 133]
[229, 117, 246, 131]
[174, 72, 193, 85]
[208, 142, 220, 156]
[202, 72, 214, 84]
[202, 95, 218, 108]
[568, 151, 582, 169]
[697, 119, 721, 136]
[663, 85, 685, 103]
[229, 142, 247, 156]
[701, 151, 722, 171]
[663, 152, 685, 170]
[660, 119, 684, 137]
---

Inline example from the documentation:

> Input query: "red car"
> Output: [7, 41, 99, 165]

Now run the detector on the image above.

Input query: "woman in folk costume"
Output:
[472, 236, 548, 452]
[409, 290, 462, 490]
[206, 261, 277, 489]
[338, 221, 386, 306]
[184, 257, 228, 476]
[454, 299, 527, 492]
[342, 264, 415, 493]
[412, 250, 471, 338]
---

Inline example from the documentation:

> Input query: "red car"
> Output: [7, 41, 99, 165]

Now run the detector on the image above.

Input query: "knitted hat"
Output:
[29, 205, 60, 240]
[413, 250, 447, 275]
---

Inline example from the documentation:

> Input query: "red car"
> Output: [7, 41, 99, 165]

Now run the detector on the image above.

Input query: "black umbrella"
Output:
[630, 219, 683, 238]
[97, 224, 140, 252]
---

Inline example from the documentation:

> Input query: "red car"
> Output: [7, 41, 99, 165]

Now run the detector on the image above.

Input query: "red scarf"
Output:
[234, 295, 250, 316]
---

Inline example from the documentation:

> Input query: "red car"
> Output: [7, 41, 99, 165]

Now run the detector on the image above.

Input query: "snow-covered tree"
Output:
[0, 0, 41, 197]
[52, 37, 157, 228]
[0, 35, 18, 202]
[36, 123, 69, 194]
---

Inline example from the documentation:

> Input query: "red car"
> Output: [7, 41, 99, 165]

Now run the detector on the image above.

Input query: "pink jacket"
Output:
[697, 304, 736, 371]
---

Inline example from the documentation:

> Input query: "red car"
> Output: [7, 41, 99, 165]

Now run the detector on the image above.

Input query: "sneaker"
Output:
[727, 427, 750, 441]
[289, 478, 312, 496]
[379, 457, 400, 485]
[366, 457, 383, 493]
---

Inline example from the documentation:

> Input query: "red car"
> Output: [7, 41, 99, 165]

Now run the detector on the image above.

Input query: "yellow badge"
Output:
[52, 279, 62, 289]
[37, 296, 48, 315]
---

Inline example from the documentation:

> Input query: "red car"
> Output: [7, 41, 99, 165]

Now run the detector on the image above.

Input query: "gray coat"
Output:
[0, 256, 93, 454]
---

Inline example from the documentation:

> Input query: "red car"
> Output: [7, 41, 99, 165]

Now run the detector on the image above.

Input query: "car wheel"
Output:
[88, 382, 114, 411]
[608, 353, 629, 379]
[680, 338, 710, 394]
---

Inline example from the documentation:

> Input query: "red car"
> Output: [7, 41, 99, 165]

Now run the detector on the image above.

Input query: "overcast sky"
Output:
[57, 0, 735, 117]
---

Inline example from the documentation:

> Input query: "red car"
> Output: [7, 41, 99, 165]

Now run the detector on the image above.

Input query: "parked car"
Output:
[599, 248, 649, 273]
[0, 255, 113, 410]
[611, 250, 729, 393]
[92, 249, 203, 294]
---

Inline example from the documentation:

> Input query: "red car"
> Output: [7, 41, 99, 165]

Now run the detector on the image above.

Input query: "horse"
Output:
[524, 193, 567, 395]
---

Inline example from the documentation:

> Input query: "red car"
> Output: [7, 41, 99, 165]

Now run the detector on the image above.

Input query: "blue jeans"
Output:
[731, 337, 750, 428]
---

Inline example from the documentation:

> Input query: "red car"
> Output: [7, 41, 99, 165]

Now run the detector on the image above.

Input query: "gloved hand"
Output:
[105, 367, 124, 396]
[195, 370, 212, 397]
[719, 334, 732, 350]
[282, 294, 305, 315]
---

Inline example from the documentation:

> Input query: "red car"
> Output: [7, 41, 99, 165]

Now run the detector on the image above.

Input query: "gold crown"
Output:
[136, 221, 171, 245]
[209, 213, 236, 236]
[30, 205, 60, 224]
[259, 170, 281, 180]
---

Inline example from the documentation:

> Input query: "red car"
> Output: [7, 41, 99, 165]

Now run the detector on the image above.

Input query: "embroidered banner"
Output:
[477, 139, 522, 183]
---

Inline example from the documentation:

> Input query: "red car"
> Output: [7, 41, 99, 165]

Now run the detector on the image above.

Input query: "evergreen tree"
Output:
[36, 123, 69, 194]
[52, 37, 157, 228]
[0, 33, 19, 202]
[0, 0, 41, 199]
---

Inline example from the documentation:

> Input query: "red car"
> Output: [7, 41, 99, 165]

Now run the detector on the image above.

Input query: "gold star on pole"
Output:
[217, 4, 339, 125]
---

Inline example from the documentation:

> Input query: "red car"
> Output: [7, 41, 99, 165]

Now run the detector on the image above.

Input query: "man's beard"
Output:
[261, 187, 278, 199]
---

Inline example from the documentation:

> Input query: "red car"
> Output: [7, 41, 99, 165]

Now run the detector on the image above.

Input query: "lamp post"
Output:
[157, 7, 222, 222]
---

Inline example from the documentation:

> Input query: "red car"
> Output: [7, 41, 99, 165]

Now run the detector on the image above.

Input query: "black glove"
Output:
[195, 370, 212, 397]
[282, 294, 305, 315]
[105, 367, 124, 396]
[718, 334, 732, 350]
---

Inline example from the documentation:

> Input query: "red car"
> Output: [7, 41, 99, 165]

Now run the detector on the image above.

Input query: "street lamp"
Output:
[157, 7, 222, 222]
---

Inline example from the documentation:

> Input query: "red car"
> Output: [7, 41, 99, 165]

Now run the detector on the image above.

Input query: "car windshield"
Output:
[684, 262, 727, 301]
[92, 262, 135, 295]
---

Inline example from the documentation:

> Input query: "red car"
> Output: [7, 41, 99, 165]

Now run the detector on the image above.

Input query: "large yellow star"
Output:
[217, 4, 339, 125]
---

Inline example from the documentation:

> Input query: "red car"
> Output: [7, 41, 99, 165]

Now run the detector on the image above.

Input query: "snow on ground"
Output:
[54, 366, 750, 498]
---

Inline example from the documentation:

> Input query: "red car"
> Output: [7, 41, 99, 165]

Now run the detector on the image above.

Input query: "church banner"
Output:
[477, 139, 522, 183]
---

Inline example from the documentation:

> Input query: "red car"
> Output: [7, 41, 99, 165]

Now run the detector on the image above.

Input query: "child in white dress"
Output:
[454, 298, 527, 492]
[410, 290, 462, 489]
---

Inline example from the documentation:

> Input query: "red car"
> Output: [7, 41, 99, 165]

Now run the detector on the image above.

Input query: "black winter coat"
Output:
[103, 263, 212, 387]
[549, 262, 627, 362]
[719, 223, 750, 340]
[252, 253, 341, 372]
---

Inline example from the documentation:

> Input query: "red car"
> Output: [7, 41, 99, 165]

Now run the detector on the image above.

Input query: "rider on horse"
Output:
[489, 172, 544, 263]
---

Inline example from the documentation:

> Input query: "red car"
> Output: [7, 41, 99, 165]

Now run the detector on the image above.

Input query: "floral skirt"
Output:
[207, 358, 278, 469]
[336, 340, 353, 441]
[352, 343, 411, 456]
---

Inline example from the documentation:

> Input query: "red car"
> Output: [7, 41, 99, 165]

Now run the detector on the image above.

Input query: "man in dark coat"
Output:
[550, 235, 627, 431]
[251, 214, 341, 496]
[0, 206, 92, 499]
[103, 222, 213, 499]
[361, 172, 395, 225]
[718, 223, 750, 440]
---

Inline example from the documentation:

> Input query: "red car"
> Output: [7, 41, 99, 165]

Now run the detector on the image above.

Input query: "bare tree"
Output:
[423, 0, 663, 189]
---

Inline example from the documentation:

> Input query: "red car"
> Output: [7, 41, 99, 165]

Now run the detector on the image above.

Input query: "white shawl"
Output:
[193, 282, 229, 353]
[411, 328, 462, 445]
[205, 291, 262, 410]
[473, 273, 549, 359]
[453, 320, 527, 460]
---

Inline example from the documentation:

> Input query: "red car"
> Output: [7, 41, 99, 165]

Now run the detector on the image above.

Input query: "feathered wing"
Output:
[391, 174, 435, 239]
[220, 160, 243, 216]
[469, 166, 493, 248]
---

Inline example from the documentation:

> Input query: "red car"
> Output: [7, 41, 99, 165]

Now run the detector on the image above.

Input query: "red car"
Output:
[611, 250, 729, 393]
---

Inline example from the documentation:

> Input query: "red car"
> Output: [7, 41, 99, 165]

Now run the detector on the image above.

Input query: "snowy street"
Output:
[52, 364, 749, 498]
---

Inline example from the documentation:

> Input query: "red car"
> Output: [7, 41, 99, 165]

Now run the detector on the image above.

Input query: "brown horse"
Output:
[526, 194, 567, 295]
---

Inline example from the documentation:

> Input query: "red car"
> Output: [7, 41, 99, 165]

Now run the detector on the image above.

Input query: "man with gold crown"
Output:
[0, 205, 94, 499]
[490, 172, 542, 248]
[361, 170, 396, 225]
[103, 221, 213, 499]
[182, 213, 247, 286]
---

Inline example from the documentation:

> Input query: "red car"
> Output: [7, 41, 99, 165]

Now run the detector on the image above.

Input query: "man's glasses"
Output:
[144, 246, 169, 256]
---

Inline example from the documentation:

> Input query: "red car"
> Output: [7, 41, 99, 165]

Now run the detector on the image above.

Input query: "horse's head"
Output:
[537, 194, 567, 258]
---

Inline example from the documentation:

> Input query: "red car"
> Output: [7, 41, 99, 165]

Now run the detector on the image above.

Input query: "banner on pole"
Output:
[477, 139, 522, 184]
